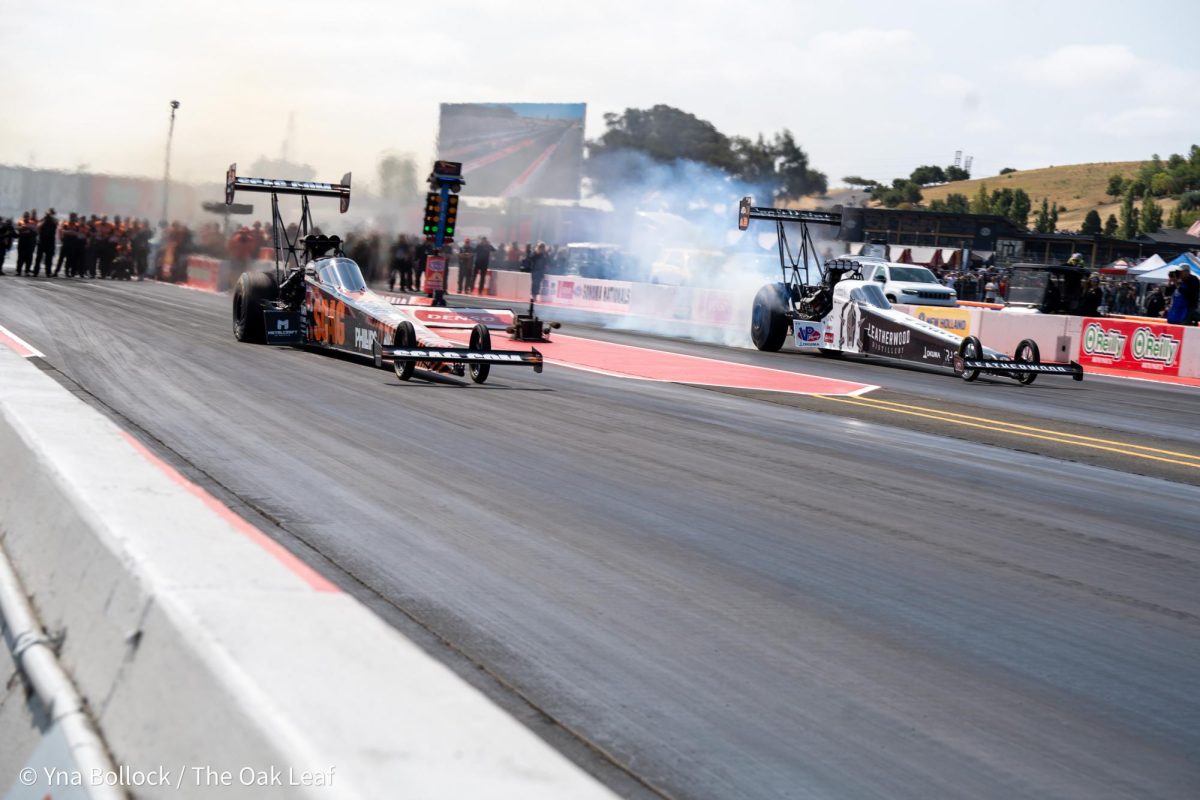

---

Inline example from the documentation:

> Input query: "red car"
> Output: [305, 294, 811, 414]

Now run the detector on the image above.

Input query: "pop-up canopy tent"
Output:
[1136, 252, 1200, 283]
[1129, 254, 1165, 273]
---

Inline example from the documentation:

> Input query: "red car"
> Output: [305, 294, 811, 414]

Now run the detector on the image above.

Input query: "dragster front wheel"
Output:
[958, 335, 983, 382]
[469, 323, 491, 384]
[393, 321, 416, 381]
[1014, 338, 1040, 385]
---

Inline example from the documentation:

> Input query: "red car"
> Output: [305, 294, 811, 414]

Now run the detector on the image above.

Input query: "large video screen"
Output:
[437, 103, 585, 200]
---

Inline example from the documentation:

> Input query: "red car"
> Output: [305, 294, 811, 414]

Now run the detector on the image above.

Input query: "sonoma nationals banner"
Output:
[1078, 317, 1185, 376]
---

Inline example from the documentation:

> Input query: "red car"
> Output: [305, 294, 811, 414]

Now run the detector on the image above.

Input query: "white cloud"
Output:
[1017, 44, 1143, 89]
[1084, 106, 1184, 138]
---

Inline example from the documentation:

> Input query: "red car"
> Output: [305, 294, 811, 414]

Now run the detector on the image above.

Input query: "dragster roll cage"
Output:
[737, 197, 843, 289]
[224, 162, 354, 283]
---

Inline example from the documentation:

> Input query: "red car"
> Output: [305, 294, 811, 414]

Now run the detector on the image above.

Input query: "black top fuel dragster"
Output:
[224, 164, 544, 383]
[737, 199, 1083, 384]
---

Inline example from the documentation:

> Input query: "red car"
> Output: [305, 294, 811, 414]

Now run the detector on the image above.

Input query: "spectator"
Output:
[983, 276, 998, 303]
[1144, 284, 1166, 318]
[1178, 268, 1200, 325]
[1166, 270, 1191, 324]
[473, 236, 494, 294]
[1079, 276, 1103, 317]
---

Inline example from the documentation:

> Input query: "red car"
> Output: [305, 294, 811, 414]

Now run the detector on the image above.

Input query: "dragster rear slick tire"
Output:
[468, 323, 491, 384]
[751, 283, 789, 352]
[232, 270, 278, 343]
[958, 335, 983, 382]
[1014, 338, 1040, 385]
[393, 321, 416, 381]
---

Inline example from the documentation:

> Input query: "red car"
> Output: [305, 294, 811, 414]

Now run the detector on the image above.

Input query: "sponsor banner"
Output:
[860, 307, 958, 367]
[1078, 317, 1184, 375]
[539, 276, 633, 313]
[629, 283, 675, 319]
[425, 256, 447, 292]
[184, 256, 222, 292]
[264, 311, 302, 344]
[384, 293, 435, 306]
[387, 347, 540, 365]
[691, 288, 736, 326]
[411, 308, 515, 329]
[792, 320, 825, 348]
[912, 305, 971, 338]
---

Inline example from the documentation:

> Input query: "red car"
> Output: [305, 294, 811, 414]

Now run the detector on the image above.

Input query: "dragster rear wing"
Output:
[225, 163, 352, 213]
[738, 197, 842, 230]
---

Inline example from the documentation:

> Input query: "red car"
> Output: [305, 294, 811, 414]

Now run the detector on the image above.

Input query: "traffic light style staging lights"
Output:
[423, 192, 441, 236]
[445, 194, 459, 237]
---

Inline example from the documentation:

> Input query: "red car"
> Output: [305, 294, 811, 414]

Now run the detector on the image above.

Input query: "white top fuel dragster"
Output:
[737, 199, 1083, 384]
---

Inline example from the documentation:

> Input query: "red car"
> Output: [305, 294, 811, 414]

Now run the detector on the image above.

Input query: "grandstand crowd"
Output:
[2, 209, 1196, 323]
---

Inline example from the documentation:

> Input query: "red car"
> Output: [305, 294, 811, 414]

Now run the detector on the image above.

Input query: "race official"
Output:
[474, 236, 495, 295]
[456, 238, 475, 294]
[389, 234, 413, 292]
[35, 208, 58, 277]
[15, 212, 38, 275]
[0, 216, 15, 275]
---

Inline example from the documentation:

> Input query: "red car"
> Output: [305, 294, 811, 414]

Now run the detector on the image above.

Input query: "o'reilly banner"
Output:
[1078, 318, 1184, 376]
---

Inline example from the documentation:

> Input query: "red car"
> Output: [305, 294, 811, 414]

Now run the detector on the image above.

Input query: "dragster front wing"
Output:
[954, 356, 1084, 381]
[372, 341, 544, 373]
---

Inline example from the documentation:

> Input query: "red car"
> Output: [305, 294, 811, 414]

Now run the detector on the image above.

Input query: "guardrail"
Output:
[0, 344, 615, 799]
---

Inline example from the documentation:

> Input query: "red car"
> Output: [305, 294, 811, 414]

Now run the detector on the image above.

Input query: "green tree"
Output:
[909, 165, 946, 185]
[999, 167, 1017, 175]
[1167, 204, 1185, 229]
[873, 180, 922, 208]
[842, 175, 878, 188]
[1150, 172, 1173, 196]
[1105, 174, 1126, 198]
[591, 105, 736, 170]
[1104, 214, 1119, 236]
[771, 129, 827, 198]
[944, 165, 971, 182]
[1118, 189, 1138, 238]
[1081, 209, 1103, 235]
[1034, 197, 1052, 233]
[944, 193, 970, 213]
[1140, 189, 1164, 233]
[990, 188, 1014, 220]
[585, 106, 827, 202]
[1049, 201, 1059, 231]
[1010, 189, 1032, 229]
[730, 134, 776, 186]
[970, 183, 991, 214]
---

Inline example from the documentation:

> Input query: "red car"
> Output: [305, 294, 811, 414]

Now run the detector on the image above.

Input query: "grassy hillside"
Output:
[919, 161, 1180, 231]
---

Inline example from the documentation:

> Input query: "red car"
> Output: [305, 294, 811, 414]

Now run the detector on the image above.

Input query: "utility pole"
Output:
[161, 100, 180, 225]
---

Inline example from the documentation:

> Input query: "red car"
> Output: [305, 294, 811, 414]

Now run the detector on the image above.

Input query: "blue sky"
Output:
[2, 0, 1196, 190]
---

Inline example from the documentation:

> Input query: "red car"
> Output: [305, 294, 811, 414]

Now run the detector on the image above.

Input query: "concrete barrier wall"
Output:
[0, 345, 614, 799]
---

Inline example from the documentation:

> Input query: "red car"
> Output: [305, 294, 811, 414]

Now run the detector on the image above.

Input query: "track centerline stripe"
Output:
[852, 396, 1200, 460]
[818, 396, 1200, 469]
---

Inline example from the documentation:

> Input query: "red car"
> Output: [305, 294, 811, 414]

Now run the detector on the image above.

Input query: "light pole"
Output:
[161, 100, 180, 225]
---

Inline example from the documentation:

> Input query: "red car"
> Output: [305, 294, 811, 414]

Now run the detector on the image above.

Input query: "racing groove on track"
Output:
[3, 279, 1200, 800]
